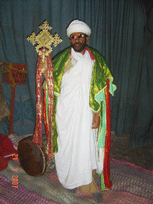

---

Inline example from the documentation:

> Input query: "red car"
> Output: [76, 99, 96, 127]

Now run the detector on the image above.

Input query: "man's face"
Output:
[69, 32, 89, 54]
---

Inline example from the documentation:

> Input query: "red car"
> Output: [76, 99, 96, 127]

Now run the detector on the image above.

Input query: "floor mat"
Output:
[0, 157, 153, 203]
[45, 158, 153, 203]
[0, 175, 59, 204]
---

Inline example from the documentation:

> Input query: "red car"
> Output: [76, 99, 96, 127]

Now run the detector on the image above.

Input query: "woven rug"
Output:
[0, 132, 153, 203]
[1, 158, 152, 204]
[110, 159, 153, 199]
[0, 175, 59, 204]
[45, 158, 153, 203]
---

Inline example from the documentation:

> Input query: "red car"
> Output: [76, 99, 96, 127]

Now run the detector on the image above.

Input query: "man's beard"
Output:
[71, 42, 86, 53]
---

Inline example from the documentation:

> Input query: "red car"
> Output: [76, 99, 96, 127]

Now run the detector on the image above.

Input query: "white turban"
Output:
[66, 19, 91, 37]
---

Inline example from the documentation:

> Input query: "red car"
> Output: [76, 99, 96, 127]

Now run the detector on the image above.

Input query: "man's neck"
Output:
[80, 49, 86, 55]
[71, 48, 86, 55]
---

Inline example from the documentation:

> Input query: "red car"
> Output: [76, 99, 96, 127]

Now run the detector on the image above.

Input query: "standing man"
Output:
[43, 19, 116, 203]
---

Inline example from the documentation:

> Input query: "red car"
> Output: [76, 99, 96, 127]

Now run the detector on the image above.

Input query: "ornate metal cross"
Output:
[27, 20, 62, 58]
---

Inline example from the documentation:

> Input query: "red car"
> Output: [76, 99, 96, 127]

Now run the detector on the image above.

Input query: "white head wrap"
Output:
[66, 19, 91, 37]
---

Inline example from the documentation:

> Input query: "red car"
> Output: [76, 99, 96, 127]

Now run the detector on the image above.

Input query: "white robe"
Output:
[55, 48, 98, 189]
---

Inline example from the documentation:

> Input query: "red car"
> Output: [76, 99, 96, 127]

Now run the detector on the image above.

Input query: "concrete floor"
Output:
[110, 132, 153, 171]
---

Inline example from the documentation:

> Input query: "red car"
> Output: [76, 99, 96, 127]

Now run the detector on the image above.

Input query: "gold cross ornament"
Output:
[27, 20, 62, 57]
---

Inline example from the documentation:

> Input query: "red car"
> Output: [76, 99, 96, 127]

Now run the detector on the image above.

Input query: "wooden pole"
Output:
[9, 85, 16, 135]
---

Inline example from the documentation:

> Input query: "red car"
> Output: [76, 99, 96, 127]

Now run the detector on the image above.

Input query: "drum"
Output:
[17, 136, 46, 176]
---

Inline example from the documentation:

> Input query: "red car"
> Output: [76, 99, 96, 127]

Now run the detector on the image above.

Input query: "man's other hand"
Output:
[92, 112, 100, 129]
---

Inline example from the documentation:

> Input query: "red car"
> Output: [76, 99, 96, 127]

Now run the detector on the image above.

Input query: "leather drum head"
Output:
[17, 137, 46, 176]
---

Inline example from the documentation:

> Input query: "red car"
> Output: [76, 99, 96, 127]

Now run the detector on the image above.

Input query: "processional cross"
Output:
[27, 20, 62, 172]
[27, 20, 62, 58]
